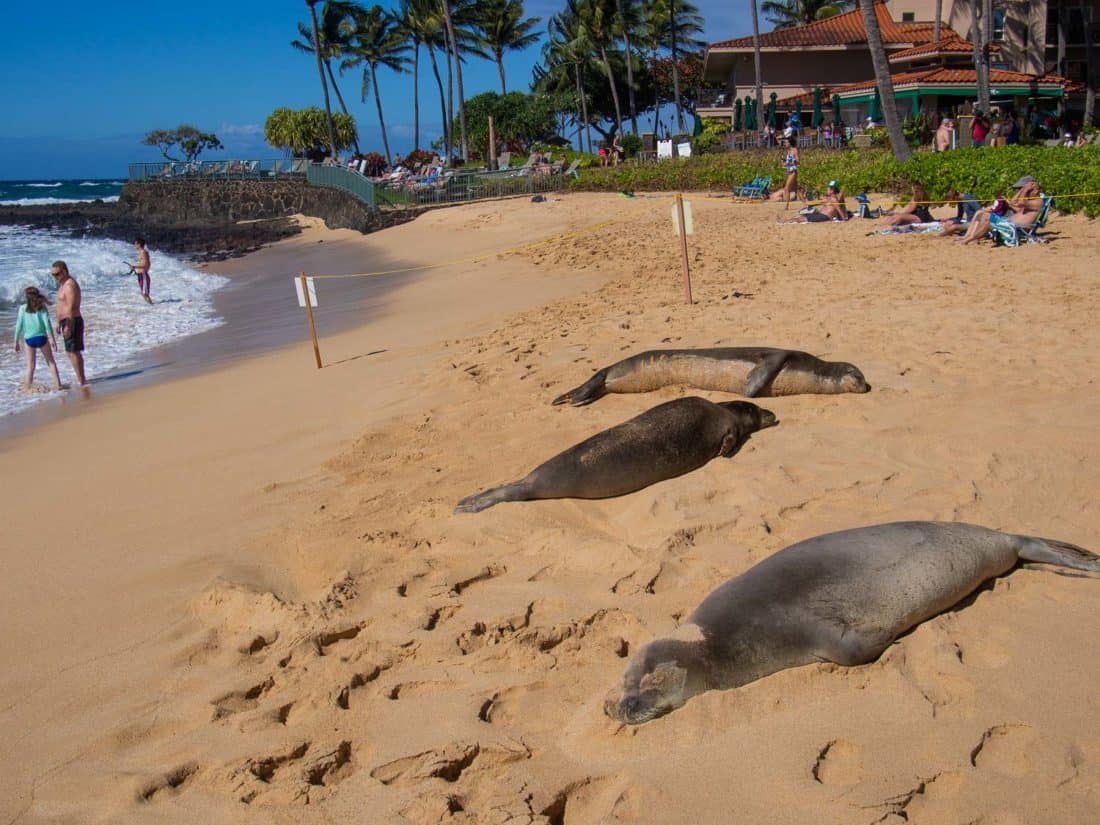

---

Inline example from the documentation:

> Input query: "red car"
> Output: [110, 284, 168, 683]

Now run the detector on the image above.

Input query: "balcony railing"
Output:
[128, 159, 307, 181]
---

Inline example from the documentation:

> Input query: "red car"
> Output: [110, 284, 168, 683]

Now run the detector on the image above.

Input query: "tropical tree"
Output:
[761, 0, 852, 29]
[292, 0, 361, 153]
[264, 108, 358, 157]
[456, 91, 560, 157]
[345, 4, 411, 165]
[537, 0, 598, 151]
[402, 0, 451, 156]
[979, 0, 992, 114]
[858, 0, 909, 161]
[577, 0, 626, 136]
[474, 0, 541, 94]
[142, 126, 223, 161]
[441, 0, 469, 160]
[614, 0, 641, 134]
[933, 0, 941, 41]
[305, 0, 339, 157]
[636, 0, 703, 134]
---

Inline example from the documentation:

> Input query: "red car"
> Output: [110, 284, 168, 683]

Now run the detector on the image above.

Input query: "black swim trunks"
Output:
[60, 316, 85, 353]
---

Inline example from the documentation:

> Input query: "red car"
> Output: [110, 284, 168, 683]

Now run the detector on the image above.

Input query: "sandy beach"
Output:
[3, 192, 1100, 824]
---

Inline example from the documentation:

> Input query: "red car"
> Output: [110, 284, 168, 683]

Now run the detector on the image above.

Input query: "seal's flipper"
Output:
[454, 481, 528, 514]
[552, 368, 609, 406]
[743, 352, 792, 398]
[1016, 535, 1100, 572]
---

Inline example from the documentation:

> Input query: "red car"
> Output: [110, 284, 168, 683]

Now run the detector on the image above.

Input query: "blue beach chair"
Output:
[733, 176, 771, 199]
[989, 195, 1053, 246]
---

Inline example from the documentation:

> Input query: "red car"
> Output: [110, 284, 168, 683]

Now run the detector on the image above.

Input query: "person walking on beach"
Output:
[128, 237, 152, 304]
[12, 286, 63, 392]
[773, 136, 800, 209]
[50, 260, 87, 386]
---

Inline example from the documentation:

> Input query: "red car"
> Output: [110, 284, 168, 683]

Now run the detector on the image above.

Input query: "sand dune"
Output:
[3, 193, 1100, 824]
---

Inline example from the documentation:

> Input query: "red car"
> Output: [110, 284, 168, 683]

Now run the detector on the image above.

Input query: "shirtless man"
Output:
[129, 237, 152, 304]
[959, 176, 1043, 245]
[51, 260, 87, 386]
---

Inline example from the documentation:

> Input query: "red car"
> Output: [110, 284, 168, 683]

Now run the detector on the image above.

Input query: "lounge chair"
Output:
[562, 158, 581, 180]
[988, 195, 1053, 246]
[496, 151, 511, 171]
[733, 176, 771, 199]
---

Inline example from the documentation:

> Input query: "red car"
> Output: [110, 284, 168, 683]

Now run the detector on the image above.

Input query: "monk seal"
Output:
[606, 521, 1100, 724]
[455, 397, 777, 514]
[552, 347, 870, 406]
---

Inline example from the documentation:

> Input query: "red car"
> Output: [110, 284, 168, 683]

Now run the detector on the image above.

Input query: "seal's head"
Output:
[832, 362, 871, 393]
[606, 635, 709, 725]
[720, 400, 779, 430]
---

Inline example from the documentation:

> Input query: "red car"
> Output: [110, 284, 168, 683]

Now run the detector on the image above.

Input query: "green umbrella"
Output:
[794, 98, 804, 125]
[745, 96, 755, 130]
[767, 92, 778, 127]
[832, 93, 842, 125]
[734, 98, 743, 131]
[911, 94, 920, 119]
[869, 87, 883, 123]
[693, 113, 704, 137]
[812, 87, 824, 128]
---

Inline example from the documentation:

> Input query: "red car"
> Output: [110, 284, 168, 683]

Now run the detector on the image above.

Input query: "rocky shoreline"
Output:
[0, 200, 302, 262]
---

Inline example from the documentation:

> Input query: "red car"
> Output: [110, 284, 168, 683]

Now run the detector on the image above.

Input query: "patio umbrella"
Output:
[767, 92, 778, 127]
[693, 113, 704, 137]
[812, 87, 824, 128]
[745, 96, 755, 130]
[869, 87, 883, 123]
[734, 98, 743, 131]
[832, 93, 842, 125]
[794, 98, 804, 125]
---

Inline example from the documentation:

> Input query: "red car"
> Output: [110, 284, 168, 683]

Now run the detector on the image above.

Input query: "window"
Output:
[902, 12, 915, 22]
[992, 9, 1005, 42]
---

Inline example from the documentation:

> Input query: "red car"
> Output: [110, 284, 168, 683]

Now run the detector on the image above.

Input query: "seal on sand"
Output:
[552, 347, 870, 406]
[606, 521, 1100, 724]
[455, 397, 777, 514]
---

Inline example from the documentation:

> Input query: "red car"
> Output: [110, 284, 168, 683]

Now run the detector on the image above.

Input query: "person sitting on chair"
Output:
[959, 176, 1043, 245]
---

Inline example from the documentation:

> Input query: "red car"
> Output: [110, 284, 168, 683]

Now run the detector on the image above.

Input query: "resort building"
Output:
[699, 0, 1097, 125]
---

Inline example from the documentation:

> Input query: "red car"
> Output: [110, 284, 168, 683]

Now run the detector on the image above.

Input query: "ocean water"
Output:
[0, 226, 228, 416]
[0, 178, 122, 205]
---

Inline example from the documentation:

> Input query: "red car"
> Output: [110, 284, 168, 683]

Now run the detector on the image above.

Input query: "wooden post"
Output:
[488, 115, 497, 171]
[675, 193, 693, 304]
[300, 271, 322, 369]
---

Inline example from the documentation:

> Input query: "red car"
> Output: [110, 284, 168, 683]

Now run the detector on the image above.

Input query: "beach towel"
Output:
[870, 222, 943, 236]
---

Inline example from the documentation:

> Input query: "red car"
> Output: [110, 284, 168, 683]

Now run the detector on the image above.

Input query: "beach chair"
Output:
[562, 158, 582, 180]
[733, 176, 771, 199]
[496, 151, 511, 171]
[988, 195, 1053, 246]
[289, 158, 309, 174]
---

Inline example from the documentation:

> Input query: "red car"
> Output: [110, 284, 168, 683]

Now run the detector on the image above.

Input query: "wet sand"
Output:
[2, 193, 1099, 824]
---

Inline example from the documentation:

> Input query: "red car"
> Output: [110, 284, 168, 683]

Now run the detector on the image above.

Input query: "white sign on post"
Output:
[671, 200, 694, 235]
[294, 276, 318, 308]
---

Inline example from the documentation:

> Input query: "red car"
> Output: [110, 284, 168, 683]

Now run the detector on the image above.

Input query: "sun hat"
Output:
[1011, 175, 1036, 188]
[827, 179, 839, 189]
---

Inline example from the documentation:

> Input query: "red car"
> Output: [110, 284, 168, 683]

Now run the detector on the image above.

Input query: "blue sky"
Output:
[1, 0, 757, 180]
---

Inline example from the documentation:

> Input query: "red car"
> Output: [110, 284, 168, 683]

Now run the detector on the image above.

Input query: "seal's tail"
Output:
[454, 482, 527, 514]
[551, 368, 609, 406]
[1016, 535, 1100, 572]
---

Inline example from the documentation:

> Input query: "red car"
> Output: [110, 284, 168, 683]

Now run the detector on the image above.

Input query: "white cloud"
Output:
[219, 123, 263, 137]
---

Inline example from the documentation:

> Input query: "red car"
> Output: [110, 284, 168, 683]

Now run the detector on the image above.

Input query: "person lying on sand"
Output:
[958, 177, 1043, 245]
[881, 183, 934, 227]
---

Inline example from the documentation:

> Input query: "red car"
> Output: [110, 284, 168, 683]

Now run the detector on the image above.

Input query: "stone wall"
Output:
[120, 179, 417, 234]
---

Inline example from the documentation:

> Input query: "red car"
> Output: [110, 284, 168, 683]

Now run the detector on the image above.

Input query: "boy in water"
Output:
[128, 237, 152, 304]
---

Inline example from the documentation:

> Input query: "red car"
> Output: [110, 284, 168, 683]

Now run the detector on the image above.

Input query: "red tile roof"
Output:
[888, 36, 1000, 62]
[832, 68, 1073, 96]
[709, 2, 944, 50]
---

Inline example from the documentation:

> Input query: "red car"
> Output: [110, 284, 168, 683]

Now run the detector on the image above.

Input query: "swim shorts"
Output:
[25, 335, 47, 348]
[60, 316, 85, 353]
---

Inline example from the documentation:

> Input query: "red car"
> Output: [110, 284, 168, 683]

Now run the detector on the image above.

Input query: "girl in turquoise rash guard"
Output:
[13, 286, 63, 391]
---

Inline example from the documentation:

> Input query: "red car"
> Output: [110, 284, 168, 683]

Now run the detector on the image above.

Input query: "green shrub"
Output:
[569, 146, 1100, 216]
[621, 134, 642, 157]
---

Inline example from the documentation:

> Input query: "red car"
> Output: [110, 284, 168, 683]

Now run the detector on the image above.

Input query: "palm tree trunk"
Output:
[615, 0, 638, 135]
[444, 36, 454, 161]
[599, 46, 625, 136]
[1085, 6, 1096, 125]
[933, 0, 942, 42]
[751, 0, 763, 135]
[427, 45, 450, 158]
[307, 0, 338, 156]
[497, 49, 507, 94]
[970, 1, 983, 110]
[441, 0, 468, 161]
[325, 60, 360, 154]
[978, 0, 992, 113]
[575, 63, 591, 152]
[372, 68, 392, 166]
[670, 0, 683, 133]
[413, 42, 421, 150]
[859, 0, 910, 162]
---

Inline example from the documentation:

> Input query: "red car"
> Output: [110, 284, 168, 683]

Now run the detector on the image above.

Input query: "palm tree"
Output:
[541, 1, 597, 151]
[614, 0, 641, 134]
[933, 0, 942, 42]
[346, 4, 411, 165]
[305, 0, 339, 157]
[403, 0, 452, 158]
[577, 0, 625, 136]
[979, 0, 992, 114]
[474, 0, 541, 94]
[292, 1, 361, 153]
[751, 0, 763, 134]
[761, 0, 852, 29]
[637, 0, 704, 134]
[441, 0, 469, 161]
[858, 0, 909, 161]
